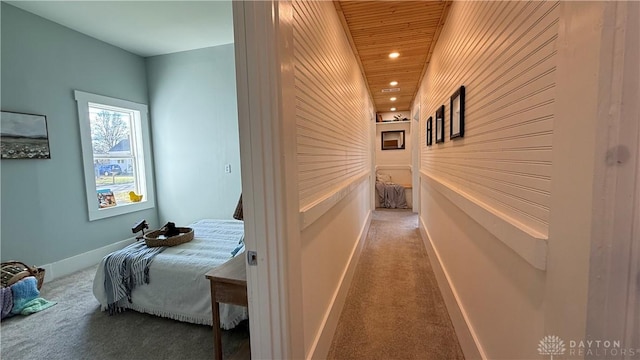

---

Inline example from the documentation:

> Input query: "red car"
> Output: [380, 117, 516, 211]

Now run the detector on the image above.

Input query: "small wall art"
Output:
[435, 105, 445, 144]
[1, 111, 51, 159]
[450, 85, 465, 139]
[426, 116, 433, 146]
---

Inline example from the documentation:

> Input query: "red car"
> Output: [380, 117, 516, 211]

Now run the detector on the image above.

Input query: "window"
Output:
[75, 91, 155, 220]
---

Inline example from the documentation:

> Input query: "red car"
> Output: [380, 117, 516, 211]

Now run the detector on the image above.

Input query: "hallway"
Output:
[328, 210, 464, 360]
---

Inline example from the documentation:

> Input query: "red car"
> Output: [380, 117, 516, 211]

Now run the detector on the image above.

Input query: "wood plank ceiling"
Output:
[334, 1, 451, 113]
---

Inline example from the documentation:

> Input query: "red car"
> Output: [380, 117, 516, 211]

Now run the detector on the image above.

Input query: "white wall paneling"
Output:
[293, 0, 372, 213]
[417, 1, 560, 358]
[292, 1, 373, 357]
[419, 1, 639, 358]
[420, 1, 559, 238]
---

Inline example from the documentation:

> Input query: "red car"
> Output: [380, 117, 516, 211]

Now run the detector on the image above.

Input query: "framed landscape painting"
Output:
[1, 111, 51, 159]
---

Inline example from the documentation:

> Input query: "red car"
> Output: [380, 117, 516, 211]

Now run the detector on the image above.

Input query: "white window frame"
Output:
[74, 90, 155, 221]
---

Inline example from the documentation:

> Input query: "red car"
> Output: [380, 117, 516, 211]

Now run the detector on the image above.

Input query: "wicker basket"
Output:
[1, 261, 45, 290]
[143, 227, 194, 247]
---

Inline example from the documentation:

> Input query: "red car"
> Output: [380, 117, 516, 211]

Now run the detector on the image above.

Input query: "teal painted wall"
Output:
[146, 45, 241, 225]
[0, 3, 159, 265]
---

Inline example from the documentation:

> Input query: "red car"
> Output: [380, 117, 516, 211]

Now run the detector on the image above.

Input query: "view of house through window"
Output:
[89, 104, 142, 208]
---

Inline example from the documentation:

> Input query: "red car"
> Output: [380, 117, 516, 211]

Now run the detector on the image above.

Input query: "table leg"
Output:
[211, 285, 222, 360]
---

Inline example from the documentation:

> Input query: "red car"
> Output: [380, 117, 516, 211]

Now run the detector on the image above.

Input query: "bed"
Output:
[92, 219, 248, 329]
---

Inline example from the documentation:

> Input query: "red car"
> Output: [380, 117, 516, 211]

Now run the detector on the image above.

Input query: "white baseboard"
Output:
[39, 237, 136, 282]
[307, 210, 372, 360]
[419, 217, 486, 360]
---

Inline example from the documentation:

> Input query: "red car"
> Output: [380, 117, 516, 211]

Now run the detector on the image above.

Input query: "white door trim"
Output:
[370, 113, 377, 210]
[411, 103, 420, 213]
[585, 1, 640, 354]
[233, 1, 304, 358]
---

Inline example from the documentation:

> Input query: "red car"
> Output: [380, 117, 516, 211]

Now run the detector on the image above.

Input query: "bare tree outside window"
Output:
[90, 110, 129, 154]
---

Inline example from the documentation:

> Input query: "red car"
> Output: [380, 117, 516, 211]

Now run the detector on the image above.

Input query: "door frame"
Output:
[585, 1, 639, 354]
[411, 103, 420, 213]
[232, 1, 304, 359]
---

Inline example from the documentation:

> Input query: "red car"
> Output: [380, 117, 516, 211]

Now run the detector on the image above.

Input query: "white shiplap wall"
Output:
[293, 0, 372, 211]
[419, 1, 559, 237]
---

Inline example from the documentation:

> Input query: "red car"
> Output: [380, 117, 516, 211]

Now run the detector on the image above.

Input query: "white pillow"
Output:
[376, 173, 392, 183]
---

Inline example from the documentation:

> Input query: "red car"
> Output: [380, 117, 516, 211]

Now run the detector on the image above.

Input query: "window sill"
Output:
[89, 200, 155, 221]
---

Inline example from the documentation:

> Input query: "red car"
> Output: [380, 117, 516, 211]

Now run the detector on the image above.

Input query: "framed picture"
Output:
[435, 105, 445, 143]
[426, 116, 433, 146]
[450, 85, 465, 139]
[97, 188, 117, 209]
[381, 130, 405, 150]
[1, 110, 51, 159]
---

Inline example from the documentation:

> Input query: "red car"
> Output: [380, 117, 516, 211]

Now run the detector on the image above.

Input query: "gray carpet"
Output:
[0, 265, 249, 360]
[328, 209, 465, 360]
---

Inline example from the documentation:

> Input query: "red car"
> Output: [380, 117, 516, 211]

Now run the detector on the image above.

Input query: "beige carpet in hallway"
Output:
[328, 210, 464, 360]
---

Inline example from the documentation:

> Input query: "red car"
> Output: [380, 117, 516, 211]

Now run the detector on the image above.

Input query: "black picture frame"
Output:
[1, 110, 51, 159]
[426, 116, 433, 146]
[435, 105, 445, 143]
[381, 130, 405, 150]
[450, 85, 465, 139]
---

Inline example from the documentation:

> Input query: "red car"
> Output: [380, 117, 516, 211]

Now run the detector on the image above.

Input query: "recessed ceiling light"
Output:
[389, 52, 400, 59]
[390, 97, 397, 101]
[389, 81, 398, 86]
[390, 107, 397, 111]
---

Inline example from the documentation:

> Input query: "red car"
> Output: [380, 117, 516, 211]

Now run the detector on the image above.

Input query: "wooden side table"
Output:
[206, 254, 248, 360]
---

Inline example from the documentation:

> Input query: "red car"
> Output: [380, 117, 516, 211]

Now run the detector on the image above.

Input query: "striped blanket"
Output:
[104, 241, 166, 314]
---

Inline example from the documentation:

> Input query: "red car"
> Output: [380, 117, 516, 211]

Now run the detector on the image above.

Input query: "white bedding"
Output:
[93, 219, 248, 329]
